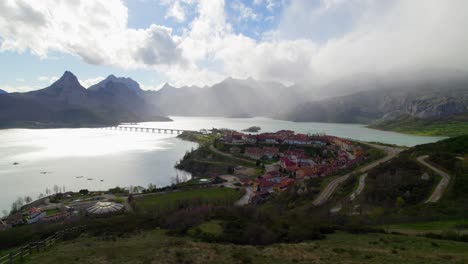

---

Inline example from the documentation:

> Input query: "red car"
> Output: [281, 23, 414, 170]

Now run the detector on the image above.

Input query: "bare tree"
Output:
[45, 187, 51, 196]
[62, 185, 66, 193]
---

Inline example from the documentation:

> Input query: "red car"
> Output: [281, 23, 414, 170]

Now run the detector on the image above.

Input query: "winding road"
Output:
[417, 155, 451, 203]
[349, 173, 368, 201]
[313, 143, 402, 206]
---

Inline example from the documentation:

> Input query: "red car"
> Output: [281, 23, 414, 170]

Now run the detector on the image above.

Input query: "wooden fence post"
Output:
[20, 248, 24, 261]
[8, 252, 12, 264]
[29, 244, 32, 256]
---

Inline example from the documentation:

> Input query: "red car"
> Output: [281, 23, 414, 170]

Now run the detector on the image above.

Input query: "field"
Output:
[136, 188, 244, 213]
[22, 229, 468, 264]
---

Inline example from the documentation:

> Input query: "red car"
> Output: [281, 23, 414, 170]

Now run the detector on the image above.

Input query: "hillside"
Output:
[21, 229, 468, 264]
[0, 89, 6, 95]
[0, 72, 169, 128]
[368, 114, 468, 136]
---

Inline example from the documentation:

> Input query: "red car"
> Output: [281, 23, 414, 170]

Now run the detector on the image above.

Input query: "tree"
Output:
[38, 193, 44, 199]
[45, 187, 51, 196]
[24, 196, 32, 204]
[53, 185, 60, 194]
[62, 185, 66, 193]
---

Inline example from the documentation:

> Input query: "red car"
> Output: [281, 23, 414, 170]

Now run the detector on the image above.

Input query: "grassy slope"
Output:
[136, 188, 243, 212]
[23, 230, 468, 264]
[368, 114, 468, 137]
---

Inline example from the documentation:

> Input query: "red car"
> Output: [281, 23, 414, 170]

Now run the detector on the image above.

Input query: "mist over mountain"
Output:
[281, 72, 468, 124]
[148, 77, 303, 117]
[88, 75, 143, 96]
[0, 71, 168, 127]
[1, 69, 467, 130]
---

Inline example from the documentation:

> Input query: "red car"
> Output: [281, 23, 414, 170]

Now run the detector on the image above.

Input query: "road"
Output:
[417, 155, 451, 203]
[235, 187, 253, 206]
[209, 145, 256, 164]
[313, 143, 402, 206]
[349, 173, 368, 201]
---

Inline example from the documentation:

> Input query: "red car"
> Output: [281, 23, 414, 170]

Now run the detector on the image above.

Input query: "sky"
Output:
[0, 0, 467, 92]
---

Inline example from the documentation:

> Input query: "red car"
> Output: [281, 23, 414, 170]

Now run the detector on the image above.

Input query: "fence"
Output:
[0, 226, 86, 264]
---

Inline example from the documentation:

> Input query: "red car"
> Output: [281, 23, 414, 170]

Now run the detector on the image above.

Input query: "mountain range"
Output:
[0, 71, 168, 128]
[0, 70, 467, 134]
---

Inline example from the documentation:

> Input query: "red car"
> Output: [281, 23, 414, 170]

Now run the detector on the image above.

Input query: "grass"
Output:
[45, 209, 59, 216]
[136, 188, 244, 213]
[368, 114, 468, 137]
[187, 220, 224, 237]
[382, 219, 468, 233]
[21, 229, 468, 264]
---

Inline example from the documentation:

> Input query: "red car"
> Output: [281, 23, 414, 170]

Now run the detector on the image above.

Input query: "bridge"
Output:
[102, 125, 206, 135]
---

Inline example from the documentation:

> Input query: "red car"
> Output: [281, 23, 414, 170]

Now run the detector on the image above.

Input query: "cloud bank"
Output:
[0, 0, 467, 87]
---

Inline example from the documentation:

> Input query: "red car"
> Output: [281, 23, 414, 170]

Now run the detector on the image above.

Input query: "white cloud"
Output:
[165, 0, 186, 22]
[253, 0, 277, 11]
[231, 1, 258, 21]
[1, 0, 468, 89]
[80, 76, 105, 88]
[38, 76, 59, 83]
[0, 84, 40, 93]
[0, 0, 183, 69]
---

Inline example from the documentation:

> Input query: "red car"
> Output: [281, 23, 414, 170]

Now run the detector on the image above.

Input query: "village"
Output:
[216, 129, 367, 204]
[0, 129, 367, 232]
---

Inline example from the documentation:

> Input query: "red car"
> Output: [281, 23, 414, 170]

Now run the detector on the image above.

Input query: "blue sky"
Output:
[0, 0, 467, 92]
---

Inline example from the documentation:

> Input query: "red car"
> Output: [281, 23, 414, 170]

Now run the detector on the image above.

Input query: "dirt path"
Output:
[417, 155, 451, 203]
[313, 143, 402, 206]
[209, 145, 256, 164]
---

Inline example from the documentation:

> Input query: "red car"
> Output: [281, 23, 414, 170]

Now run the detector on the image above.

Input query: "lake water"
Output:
[0, 116, 444, 212]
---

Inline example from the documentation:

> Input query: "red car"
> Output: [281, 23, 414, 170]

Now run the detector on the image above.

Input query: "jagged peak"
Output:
[52, 71, 82, 87]
[161, 83, 174, 90]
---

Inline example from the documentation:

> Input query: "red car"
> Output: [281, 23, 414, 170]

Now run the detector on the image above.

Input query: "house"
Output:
[276, 178, 295, 191]
[242, 134, 257, 144]
[296, 167, 318, 179]
[262, 147, 279, 159]
[257, 133, 280, 144]
[331, 137, 354, 151]
[244, 147, 263, 160]
[250, 190, 270, 205]
[280, 157, 300, 172]
[27, 209, 46, 224]
[226, 131, 245, 145]
[283, 134, 312, 145]
[277, 130, 295, 137]
[253, 178, 275, 192]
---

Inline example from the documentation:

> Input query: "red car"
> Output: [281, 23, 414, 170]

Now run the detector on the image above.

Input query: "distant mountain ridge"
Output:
[281, 75, 468, 125]
[147, 77, 303, 117]
[0, 89, 7, 95]
[1, 70, 467, 134]
[0, 71, 169, 127]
